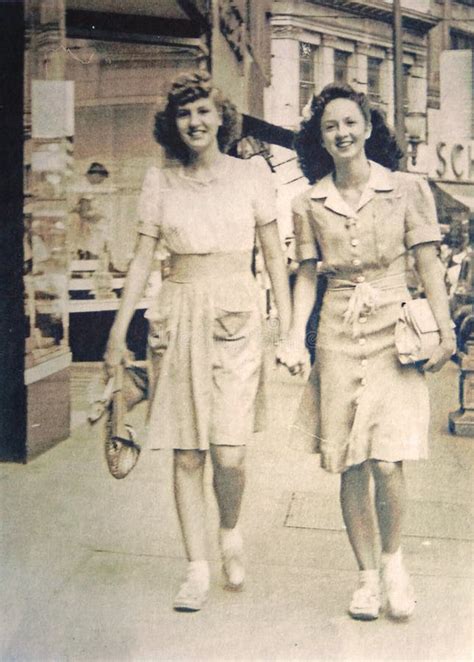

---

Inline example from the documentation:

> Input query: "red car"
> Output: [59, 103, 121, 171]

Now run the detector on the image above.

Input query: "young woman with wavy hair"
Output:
[279, 83, 454, 621]
[106, 72, 291, 612]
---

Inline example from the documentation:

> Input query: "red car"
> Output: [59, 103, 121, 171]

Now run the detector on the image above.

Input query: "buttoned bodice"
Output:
[292, 161, 441, 281]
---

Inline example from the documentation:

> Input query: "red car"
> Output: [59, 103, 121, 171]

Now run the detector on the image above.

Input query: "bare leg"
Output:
[371, 460, 414, 619]
[341, 461, 381, 620]
[173, 449, 207, 561]
[340, 461, 378, 570]
[172, 450, 210, 611]
[371, 460, 405, 554]
[210, 445, 246, 590]
[210, 445, 246, 529]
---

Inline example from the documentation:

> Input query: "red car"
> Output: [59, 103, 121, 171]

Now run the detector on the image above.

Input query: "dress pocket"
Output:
[145, 281, 175, 356]
[212, 275, 257, 341]
[213, 309, 252, 341]
[148, 317, 170, 356]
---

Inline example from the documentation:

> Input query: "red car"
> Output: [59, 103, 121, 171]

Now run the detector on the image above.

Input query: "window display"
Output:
[24, 209, 70, 369]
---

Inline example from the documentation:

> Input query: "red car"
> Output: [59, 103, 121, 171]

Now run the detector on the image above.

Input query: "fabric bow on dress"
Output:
[343, 282, 380, 337]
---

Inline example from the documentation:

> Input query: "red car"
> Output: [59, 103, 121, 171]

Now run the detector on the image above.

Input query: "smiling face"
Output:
[320, 98, 371, 164]
[175, 95, 222, 156]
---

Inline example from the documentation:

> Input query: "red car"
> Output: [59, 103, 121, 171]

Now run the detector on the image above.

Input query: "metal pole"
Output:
[393, 0, 407, 169]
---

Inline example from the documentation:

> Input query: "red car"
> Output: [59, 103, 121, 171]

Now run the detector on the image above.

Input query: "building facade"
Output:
[267, 1, 436, 134]
[266, 0, 473, 236]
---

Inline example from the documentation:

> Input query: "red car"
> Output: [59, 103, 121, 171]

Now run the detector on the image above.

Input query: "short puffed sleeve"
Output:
[292, 193, 320, 262]
[251, 158, 277, 226]
[404, 176, 441, 249]
[136, 167, 162, 239]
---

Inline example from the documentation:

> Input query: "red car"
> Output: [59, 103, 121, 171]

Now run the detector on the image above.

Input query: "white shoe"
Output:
[381, 550, 416, 620]
[348, 570, 381, 621]
[173, 563, 209, 612]
[219, 527, 245, 591]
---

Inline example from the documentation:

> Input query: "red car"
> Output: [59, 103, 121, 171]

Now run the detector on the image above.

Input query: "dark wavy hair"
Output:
[154, 71, 242, 163]
[294, 83, 404, 184]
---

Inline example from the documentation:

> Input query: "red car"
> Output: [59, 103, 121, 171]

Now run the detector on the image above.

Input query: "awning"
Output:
[241, 115, 295, 151]
[432, 182, 474, 213]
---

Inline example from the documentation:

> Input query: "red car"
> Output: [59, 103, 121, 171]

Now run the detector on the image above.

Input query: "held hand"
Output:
[422, 337, 456, 373]
[276, 336, 309, 376]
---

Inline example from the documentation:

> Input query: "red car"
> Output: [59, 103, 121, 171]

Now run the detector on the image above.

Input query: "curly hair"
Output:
[294, 83, 404, 184]
[154, 71, 242, 163]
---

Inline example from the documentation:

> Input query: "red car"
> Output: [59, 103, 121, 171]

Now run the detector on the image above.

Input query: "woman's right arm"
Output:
[290, 259, 319, 339]
[104, 233, 157, 370]
[278, 259, 318, 373]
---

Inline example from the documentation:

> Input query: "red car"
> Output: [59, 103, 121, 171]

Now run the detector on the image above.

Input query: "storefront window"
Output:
[57, 36, 201, 360]
[25, 79, 73, 369]
[24, 207, 70, 365]
[65, 39, 200, 300]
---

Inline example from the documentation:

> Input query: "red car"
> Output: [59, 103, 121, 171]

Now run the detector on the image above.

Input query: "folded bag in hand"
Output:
[88, 363, 149, 479]
[395, 298, 454, 365]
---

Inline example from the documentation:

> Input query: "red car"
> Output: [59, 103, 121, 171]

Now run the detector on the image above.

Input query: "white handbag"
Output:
[395, 298, 454, 365]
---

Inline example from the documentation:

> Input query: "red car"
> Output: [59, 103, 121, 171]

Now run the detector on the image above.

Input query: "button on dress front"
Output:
[136, 155, 276, 450]
[292, 161, 442, 473]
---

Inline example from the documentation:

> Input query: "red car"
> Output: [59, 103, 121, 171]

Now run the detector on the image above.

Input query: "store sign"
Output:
[32, 81, 74, 138]
[432, 141, 474, 182]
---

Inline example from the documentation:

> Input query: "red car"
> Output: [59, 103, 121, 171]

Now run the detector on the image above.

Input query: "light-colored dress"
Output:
[136, 155, 276, 450]
[292, 161, 442, 473]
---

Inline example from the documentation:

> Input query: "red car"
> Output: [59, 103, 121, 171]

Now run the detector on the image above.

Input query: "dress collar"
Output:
[178, 154, 229, 185]
[309, 160, 395, 216]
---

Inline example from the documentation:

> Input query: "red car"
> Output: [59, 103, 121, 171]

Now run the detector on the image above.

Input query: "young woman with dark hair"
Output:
[294, 83, 403, 185]
[279, 83, 454, 621]
[105, 71, 291, 612]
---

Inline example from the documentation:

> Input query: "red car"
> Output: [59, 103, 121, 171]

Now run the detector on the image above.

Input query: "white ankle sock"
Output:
[187, 560, 210, 586]
[219, 526, 242, 551]
[381, 548, 403, 571]
[359, 569, 379, 586]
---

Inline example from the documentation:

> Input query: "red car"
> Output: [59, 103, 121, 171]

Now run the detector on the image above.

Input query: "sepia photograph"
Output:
[0, 0, 473, 660]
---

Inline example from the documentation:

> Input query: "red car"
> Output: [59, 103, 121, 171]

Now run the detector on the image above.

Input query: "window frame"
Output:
[367, 56, 383, 104]
[299, 41, 316, 116]
[334, 49, 350, 86]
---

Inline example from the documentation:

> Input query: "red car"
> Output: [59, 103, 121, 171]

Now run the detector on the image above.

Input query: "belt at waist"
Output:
[327, 272, 407, 291]
[168, 251, 253, 283]
[326, 272, 407, 335]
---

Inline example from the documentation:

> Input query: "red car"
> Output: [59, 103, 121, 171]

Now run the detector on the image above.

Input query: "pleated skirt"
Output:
[144, 252, 265, 450]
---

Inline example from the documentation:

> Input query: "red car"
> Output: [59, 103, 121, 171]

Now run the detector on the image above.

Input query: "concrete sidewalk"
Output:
[1, 362, 472, 661]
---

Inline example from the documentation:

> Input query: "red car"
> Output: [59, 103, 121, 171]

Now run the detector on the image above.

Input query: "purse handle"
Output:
[111, 364, 127, 437]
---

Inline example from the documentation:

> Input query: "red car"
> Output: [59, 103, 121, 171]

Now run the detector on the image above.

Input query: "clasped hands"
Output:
[275, 334, 310, 376]
[276, 333, 456, 375]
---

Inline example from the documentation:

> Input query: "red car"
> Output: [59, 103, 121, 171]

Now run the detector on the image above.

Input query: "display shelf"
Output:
[68, 297, 151, 313]
[36, 297, 151, 314]
[24, 350, 72, 386]
[69, 276, 126, 291]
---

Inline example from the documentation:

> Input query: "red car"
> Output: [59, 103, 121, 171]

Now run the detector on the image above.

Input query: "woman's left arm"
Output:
[414, 243, 456, 372]
[257, 220, 292, 338]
